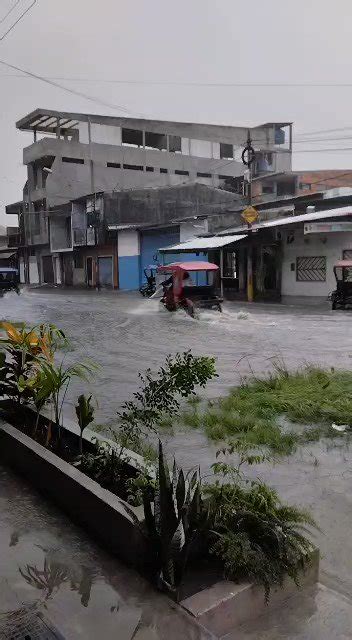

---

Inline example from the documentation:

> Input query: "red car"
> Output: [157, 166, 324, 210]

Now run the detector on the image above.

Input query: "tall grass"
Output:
[180, 366, 352, 454]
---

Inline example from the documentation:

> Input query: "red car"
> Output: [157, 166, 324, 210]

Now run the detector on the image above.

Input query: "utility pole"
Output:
[241, 130, 256, 302]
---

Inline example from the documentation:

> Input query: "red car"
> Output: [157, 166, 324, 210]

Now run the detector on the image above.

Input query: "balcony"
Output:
[73, 227, 96, 247]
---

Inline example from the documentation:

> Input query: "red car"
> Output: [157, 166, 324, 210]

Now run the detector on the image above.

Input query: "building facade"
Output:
[6, 109, 292, 288]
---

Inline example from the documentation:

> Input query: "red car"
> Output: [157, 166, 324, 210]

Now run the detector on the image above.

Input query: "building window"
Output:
[62, 157, 84, 164]
[175, 169, 189, 176]
[160, 168, 168, 174]
[169, 135, 181, 153]
[107, 162, 121, 168]
[296, 256, 326, 282]
[197, 172, 212, 178]
[146, 166, 154, 172]
[73, 252, 84, 268]
[145, 131, 167, 151]
[299, 182, 311, 191]
[121, 128, 143, 147]
[220, 143, 233, 159]
[123, 164, 143, 171]
[262, 183, 275, 194]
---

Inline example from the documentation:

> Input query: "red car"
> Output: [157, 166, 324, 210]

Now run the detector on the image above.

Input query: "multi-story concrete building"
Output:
[7, 108, 292, 287]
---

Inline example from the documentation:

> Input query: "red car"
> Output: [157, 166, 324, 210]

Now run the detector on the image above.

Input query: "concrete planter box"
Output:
[0, 419, 150, 573]
[180, 548, 319, 638]
[0, 412, 320, 638]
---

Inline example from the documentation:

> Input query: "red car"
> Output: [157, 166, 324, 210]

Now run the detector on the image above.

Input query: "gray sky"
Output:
[1, 0, 352, 224]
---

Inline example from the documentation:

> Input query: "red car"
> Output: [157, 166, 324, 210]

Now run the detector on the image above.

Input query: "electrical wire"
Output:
[0, 57, 148, 117]
[0, 0, 36, 41]
[0, 0, 21, 24]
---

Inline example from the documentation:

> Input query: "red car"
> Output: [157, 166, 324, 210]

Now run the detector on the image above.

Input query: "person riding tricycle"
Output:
[157, 261, 222, 318]
[0, 267, 20, 296]
[331, 260, 352, 310]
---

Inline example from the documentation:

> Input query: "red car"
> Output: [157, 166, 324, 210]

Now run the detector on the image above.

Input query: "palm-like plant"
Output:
[75, 394, 95, 455]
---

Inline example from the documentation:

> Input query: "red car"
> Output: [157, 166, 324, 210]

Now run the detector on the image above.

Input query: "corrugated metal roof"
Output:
[220, 206, 352, 235]
[160, 234, 247, 253]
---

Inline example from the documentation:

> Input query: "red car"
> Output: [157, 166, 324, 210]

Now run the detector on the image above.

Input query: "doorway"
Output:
[86, 257, 93, 287]
[42, 255, 54, 284]
[97, 256, 113, 288]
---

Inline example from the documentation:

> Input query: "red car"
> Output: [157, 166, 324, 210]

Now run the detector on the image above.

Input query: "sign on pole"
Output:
[242, 206, 259, 226]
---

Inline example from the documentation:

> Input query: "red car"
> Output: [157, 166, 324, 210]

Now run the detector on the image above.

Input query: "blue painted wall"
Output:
[140, 229, 179, 284]
[118, 255, 140, 290]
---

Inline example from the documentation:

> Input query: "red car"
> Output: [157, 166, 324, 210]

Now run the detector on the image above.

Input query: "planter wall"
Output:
[0, 419, 150, 573]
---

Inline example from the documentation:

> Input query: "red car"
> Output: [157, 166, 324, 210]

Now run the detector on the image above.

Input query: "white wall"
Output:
[190, 139, 212, 158]
[91, 124, 122, 145]
[212, 142, 220, 159]
[281, 229, 352, 297]
[117, 229, 139, 256]
[181, 138, 190, 155]
[29, 256, 39, 284]
[19, 258, 25, 284]
[78, 122, 122, 145]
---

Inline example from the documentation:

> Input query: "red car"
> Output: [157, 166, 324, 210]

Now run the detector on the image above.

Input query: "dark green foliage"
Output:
[204, 444, 316, 600]
[142, 441, 208, 596]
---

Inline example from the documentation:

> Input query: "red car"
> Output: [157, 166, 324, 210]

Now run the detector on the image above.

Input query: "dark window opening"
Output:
[197, 172, 212, 178]
[62, 157, 84, 164]
[146, 166, 154, 172]
[218, 174, 231, 180]
[65, 216, 71, 246]
[33, 211, 40, 234]
[175, 169, 189, 176]
[277, 180, 296, 197]
[122, 128, 143, 147]
[107, 162, 121, 168]
[74, 252, 84, 269]
[169, 135, 181, 153]
[123, 164, 143, 171]
[145, 131, 167, 151]
[262, 183, 275, 194]
[160, 168, 168, 174]
[220, 143, 233, 159]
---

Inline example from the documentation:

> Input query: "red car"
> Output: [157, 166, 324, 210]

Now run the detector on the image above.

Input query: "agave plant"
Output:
[141, 441, 208, 597]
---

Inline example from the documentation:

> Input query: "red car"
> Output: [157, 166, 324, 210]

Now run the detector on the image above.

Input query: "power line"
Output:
[5, 75, 352, 89]
[0, 0, 21, 24]
[0, 57, 148, 117]
[0, 0, 36, 41]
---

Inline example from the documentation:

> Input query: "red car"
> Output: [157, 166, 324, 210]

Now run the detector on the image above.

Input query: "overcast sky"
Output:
[1, 0, 352, 224]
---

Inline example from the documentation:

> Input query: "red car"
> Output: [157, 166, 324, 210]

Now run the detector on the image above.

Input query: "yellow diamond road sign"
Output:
[242, 206, 258, 225]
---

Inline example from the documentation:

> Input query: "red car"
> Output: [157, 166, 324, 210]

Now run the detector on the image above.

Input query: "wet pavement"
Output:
[1, 288, 352, 638]
[0, 465, 211, 640]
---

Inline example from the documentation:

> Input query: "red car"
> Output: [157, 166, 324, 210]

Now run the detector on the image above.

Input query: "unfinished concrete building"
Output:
[7, 108, 292, 287]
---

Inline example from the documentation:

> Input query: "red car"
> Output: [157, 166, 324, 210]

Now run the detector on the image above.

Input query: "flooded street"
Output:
[2, 288, 352, 637]
[1, 287, 351, 424]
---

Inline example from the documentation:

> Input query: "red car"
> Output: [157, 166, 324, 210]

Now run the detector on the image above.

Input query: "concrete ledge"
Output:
[0, 419, 150, 573]
[180, 548, 319, 638]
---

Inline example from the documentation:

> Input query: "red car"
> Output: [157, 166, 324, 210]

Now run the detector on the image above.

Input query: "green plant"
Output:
[141, 441, 208, 597]
[36, 360, 94, 441]
[116, 351, 217, 453]
[204, 444, 316, 600]
[75, 394, 95, 455]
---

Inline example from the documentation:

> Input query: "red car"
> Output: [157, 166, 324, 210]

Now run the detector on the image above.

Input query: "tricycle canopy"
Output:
[333, 260, 352, 281]
[157, 261, 219, 274]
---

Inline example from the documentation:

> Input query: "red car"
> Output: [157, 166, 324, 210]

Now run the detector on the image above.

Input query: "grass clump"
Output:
[180, 365, 352, 454]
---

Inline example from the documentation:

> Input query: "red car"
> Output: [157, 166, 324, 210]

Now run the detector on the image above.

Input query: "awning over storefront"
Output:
[159, 234, 247, 253]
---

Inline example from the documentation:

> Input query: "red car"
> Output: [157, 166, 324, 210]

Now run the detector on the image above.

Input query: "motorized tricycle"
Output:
[157, 261, 222, 317]
[0, 268, 20, 296]
[331, 260, 352, 310]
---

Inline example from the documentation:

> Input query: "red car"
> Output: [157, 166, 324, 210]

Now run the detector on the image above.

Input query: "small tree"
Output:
[116, 351, 217, 453]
